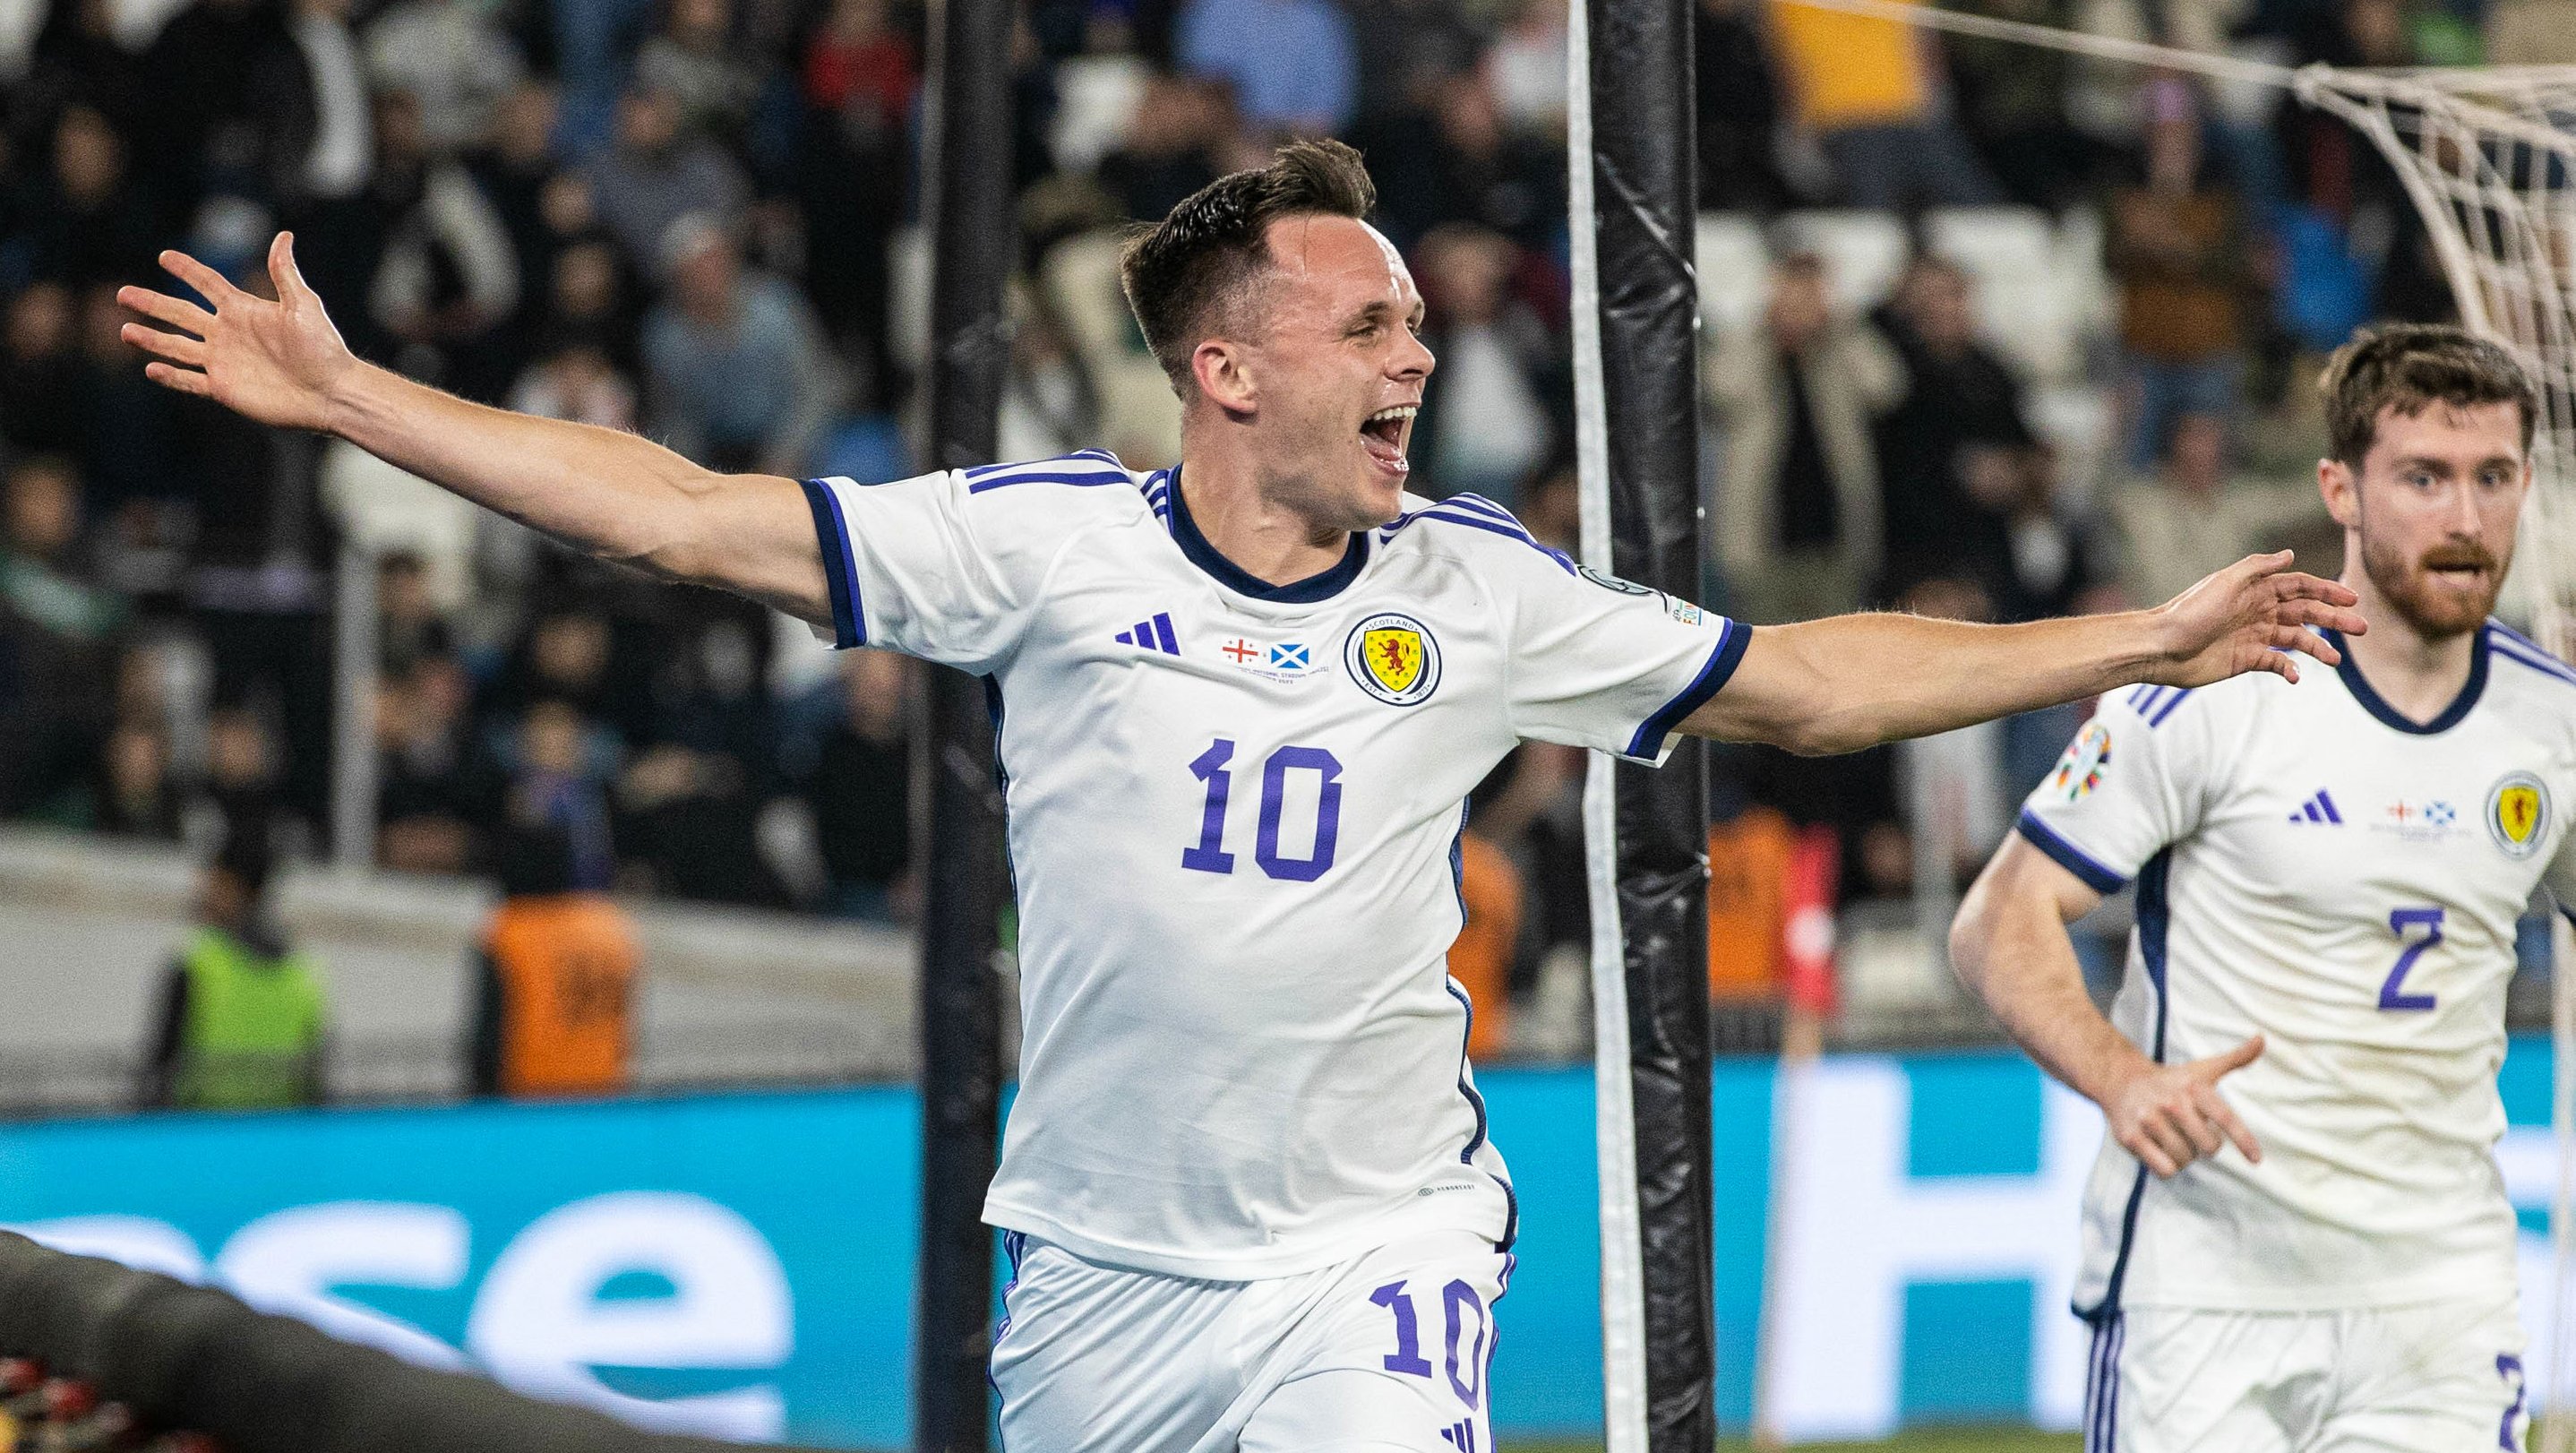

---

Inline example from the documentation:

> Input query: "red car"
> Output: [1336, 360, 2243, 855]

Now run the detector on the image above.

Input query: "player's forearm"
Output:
[1951, 881, 2148, 1108]
[323, 360, 735, 579]
[1755, 610, 2167, 755]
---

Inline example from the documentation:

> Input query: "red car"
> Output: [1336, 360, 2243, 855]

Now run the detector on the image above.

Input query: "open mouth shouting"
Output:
[1360, 404, 1417, 475]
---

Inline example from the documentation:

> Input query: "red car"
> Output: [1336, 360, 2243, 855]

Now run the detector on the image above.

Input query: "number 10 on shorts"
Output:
[1370, 1278, 1490, 1411]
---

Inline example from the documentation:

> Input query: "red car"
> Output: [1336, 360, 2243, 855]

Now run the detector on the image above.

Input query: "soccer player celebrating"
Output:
[1953, 324, 2576, 1453]
[122, 142, 2362, 1451]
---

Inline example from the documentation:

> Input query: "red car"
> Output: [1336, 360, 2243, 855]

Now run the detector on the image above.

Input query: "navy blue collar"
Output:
[1164, 465, 1369, 603]
[2323, 624, 2488, 735]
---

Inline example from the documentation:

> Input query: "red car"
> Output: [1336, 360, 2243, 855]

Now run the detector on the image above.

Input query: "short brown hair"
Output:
[1119, 139, 1377, 388]
[2319, 322, 2537, 467]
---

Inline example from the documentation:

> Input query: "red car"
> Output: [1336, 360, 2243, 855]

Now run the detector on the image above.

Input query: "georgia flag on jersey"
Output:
[802, 452, 1745, 1279]
[2017, 623, 2576, 1317]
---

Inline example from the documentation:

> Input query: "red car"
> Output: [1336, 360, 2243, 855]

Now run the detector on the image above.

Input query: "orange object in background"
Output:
[484, 895, 640, 1096]
[1708, 806, 1797, 1001]
[1709, 812, 1842, 1017]
[1447, 831, 1524, 1060]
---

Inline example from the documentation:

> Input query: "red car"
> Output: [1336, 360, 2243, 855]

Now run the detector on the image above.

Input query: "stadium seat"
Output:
[1773, 210, 1910, 315]
[1926, 206, 2078, 383]
[1051, 56, 1149, 176]
[1695, 212, 1772, 340]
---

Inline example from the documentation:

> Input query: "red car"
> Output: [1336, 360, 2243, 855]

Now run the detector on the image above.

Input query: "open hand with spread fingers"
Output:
[2147, 551, 2366, 686]
[117, 233, 356, 436]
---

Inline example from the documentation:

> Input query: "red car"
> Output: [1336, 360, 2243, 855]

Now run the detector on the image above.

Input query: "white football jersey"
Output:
[804, 452, 1742, 1278]
[2019, 622, 2576, 1313]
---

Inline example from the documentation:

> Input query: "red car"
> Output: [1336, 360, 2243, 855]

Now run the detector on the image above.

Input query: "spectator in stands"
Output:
[139, 829, 329, 1110]
[504, 698, 619, 890]
[1764, 0, 2002, 209]
[1708, 251, 1904, 623]
[617, 605, 787, 905]
[1361, 68, 1565, 254]
[1173, 0, 1357, 138]
[363, 0, 526, 152]
[134, 0, 273, 203]
[2107, 75, 2254, 472]
[511, 341, 640, 429]
[537, 236, 644, 375]
[1873, 254, 2034, 587]
[2108, 410, 2322, 609]
[473, 85, 574, 340]
[376, 649, 479, 873]
[1409, 223, 1560, 506]
[1485, 0, 1569, 134]
[0, 454, 126, 646]
[1695, 0, 1791, 212]
[795, 0, 915, 392]
[1, 284, 90, 458]
[1966, 443, 2117, 626]
[804, 647, 914, 918]
[74, 284, 178, 518]
[0, 455, 125, 818]
[201, 703, 291, 854]
[245, 0, 375, 299]
[1095, 73, 1236, 224]
[365, 89, 522, 398]
[25, 104, 165, 291]
[585, 83, 749, 272]
[1941, 0, 2089, 209]
[467, 820, 640, 1097]
[642, 214, 841, 474]
[93, 718, 182, 840]
[636, 0, 763, 150]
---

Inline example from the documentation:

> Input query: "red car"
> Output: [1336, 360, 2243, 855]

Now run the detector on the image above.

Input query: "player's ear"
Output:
[2319, 457, 2359, 529]
[1192, 338, 1257, 417]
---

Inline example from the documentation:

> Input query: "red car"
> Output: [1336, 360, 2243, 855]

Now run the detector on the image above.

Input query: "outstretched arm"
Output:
[1951, 835, 2263, 1177]
[1685, 552, 2363, 755]
[120, 234, 831, 623]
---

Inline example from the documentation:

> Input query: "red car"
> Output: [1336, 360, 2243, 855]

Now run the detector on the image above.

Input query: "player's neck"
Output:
[2338, 567, 2478, 722]
[1172, 458, 1356, 589]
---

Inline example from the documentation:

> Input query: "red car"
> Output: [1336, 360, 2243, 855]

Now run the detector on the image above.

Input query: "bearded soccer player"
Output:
[1953, 324, 2576, 1453]
[123, 142, 2362, 1451]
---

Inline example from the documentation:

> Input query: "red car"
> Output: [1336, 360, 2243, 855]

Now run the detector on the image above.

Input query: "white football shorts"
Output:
[2084, 1294, 2528, 1453]
[991, 1227, 1513, 1453]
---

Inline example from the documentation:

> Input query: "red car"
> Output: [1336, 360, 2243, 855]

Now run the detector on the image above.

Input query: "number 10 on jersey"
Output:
[1183, 738, 1344, 881]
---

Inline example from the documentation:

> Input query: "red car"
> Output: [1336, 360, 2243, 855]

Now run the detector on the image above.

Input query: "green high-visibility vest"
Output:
[174, 928, 324, 1110]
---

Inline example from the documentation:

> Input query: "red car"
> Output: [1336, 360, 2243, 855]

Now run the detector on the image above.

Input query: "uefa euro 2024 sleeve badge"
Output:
[1345, 613, 1441, 706]
[2048, 722, 2112, 803]
[2486, 770, 2549, 859]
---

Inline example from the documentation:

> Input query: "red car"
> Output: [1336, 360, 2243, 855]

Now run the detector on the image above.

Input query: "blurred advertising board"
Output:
[0, 1045, 2561, 1445]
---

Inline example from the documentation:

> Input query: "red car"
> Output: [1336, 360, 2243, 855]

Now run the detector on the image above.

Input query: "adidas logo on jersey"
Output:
[2287, 789, 2344, 824]
[1113, 613, 1180, 655]
[1438, 1420, 1478, 1451]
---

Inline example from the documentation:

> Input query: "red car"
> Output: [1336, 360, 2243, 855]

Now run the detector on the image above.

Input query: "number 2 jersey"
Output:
[803, 453, 1744, 1279]
[2018, 622, 2576, 1314]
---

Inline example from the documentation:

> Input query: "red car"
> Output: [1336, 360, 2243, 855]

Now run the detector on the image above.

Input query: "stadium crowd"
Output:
[0, 0, 2530, 1066]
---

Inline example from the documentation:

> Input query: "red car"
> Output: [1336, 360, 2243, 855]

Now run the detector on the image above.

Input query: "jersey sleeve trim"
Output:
[2014, 808, 2129, 894]
[800, 477, 863, 649]
[1622, 617, 1751, 760]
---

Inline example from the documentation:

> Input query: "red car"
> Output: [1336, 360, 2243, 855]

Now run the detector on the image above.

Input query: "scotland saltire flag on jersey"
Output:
[802, 452, 1745, 1278]
[2017, 623, 2576, 1318]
